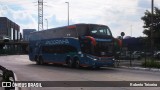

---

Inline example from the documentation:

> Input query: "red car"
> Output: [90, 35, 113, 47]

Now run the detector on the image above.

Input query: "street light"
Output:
[45, 19, 48, 30]
[65, 2, 69, 26]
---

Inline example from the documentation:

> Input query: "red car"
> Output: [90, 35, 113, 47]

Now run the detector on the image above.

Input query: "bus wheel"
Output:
[75, 60, 80, 68]
[39, 57, 44, 65]
[95, 67, 100, 69]
[68, 59, 73, 68]
[35, 56, 40, 65]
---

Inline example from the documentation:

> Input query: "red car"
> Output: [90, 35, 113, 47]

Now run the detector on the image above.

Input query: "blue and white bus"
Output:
[29, 24, 115, 68]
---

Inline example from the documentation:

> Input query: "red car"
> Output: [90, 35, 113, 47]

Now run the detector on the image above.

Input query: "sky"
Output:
[0, 0, 160, 38]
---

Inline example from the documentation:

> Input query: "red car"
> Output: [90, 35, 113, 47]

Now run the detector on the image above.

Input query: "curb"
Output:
[119, 66, 160, 72]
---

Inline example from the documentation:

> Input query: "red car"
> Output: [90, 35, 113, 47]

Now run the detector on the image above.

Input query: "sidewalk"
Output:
[119, 66, 160, 72]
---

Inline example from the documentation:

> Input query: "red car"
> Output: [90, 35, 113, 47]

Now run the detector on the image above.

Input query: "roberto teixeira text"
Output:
[2, 82, 42, 87]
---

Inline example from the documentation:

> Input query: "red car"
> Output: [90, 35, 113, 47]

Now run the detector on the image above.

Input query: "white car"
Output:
[154, 51, 160, 59]
[132, 51, 142, 59]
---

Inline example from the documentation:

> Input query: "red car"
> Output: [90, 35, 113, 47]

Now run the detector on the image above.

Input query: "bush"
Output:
[142, 60, 160, 68]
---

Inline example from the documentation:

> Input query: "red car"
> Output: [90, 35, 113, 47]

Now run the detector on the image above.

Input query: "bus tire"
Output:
[68, 59, 73, 68]
[39, 56, 44, 65]
[95, 67, 100, 69]
[75, 60, 80, 68]
[35, 56, 40, 65]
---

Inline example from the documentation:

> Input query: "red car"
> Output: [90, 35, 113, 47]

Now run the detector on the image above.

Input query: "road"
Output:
[0, 55, 160, 90]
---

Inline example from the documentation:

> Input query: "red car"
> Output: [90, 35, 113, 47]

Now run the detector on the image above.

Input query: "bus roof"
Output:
[29, 23, 109, 41]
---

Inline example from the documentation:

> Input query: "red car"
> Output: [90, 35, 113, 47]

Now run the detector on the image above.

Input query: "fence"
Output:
[115, 51, 160, 69]
[0, 44, 28, 55]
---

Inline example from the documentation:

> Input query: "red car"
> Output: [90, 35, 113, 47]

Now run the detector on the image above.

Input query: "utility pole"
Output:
[38, 0, 43, 31]
[65, 2, 69, 26]
[45, 19, 48, 30]
[151, 0, 154, 52]
[131, 25, 132, 37]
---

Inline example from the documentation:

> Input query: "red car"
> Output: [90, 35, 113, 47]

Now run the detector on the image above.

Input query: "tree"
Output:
[141, 7, 160, 50]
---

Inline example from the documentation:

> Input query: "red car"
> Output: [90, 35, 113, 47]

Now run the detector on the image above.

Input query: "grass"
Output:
[142, 59, 160, 68]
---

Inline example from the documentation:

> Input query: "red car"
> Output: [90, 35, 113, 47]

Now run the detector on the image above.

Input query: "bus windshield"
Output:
[90, 25, 112, 37]
[81, 25, 113, 57]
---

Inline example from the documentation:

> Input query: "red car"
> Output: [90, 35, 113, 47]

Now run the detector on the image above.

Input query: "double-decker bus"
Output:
[29, 23, 115, 68]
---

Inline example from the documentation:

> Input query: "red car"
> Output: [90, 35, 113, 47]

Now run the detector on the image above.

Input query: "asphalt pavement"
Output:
[0, 55, 160, 90]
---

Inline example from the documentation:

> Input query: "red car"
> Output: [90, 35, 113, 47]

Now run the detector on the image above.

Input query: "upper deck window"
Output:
[90, 26, 112, 36]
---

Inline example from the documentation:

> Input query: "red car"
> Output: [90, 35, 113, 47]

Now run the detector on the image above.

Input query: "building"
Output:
[0, 17, 29, 54]
[0, 17, 20, 41]
[123, 37, 145, 51]
[23, 29, 36, 41]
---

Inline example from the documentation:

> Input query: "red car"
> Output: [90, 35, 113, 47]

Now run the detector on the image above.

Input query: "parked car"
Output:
[145, 52, 153, 56]
[154, 51, 160, 59]
[132, 51, 142, 59]
[118, 51, 131, 60]
[117, 51, 141, 60]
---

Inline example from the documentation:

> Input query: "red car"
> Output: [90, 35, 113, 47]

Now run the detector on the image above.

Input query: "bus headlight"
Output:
[93, 59, 97, 61]
[81, 54, 84, 57]
[78, 51, 82, 54]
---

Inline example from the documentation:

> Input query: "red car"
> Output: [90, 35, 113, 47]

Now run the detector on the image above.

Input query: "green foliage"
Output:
[141, 7, 160, 50]
[142, 60, 160, 68]
[141, 7, 160, 33]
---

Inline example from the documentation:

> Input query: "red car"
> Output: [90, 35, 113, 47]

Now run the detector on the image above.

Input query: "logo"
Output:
[45, 39, 69, 45]
[2, 82, 42, 87]
[2, 82, 11, 87]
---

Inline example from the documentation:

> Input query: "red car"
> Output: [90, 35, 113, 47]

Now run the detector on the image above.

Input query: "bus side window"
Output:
[64, 45, 77, 53]
[52, 46, 56, 53]
[42, 45, 77, 54]
[57, 45, 63, 54]
[42, 46, 50, 53]
[29, 47, 33, 53]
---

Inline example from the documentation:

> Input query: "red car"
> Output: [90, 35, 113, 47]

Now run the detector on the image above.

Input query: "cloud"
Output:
[1, 0, 160, 37]
[138, 0, 151, 9]
[0, 0, 37, 31]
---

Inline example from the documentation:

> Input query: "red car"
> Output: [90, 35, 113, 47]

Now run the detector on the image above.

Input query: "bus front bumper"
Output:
[86, 56, 115, 67]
